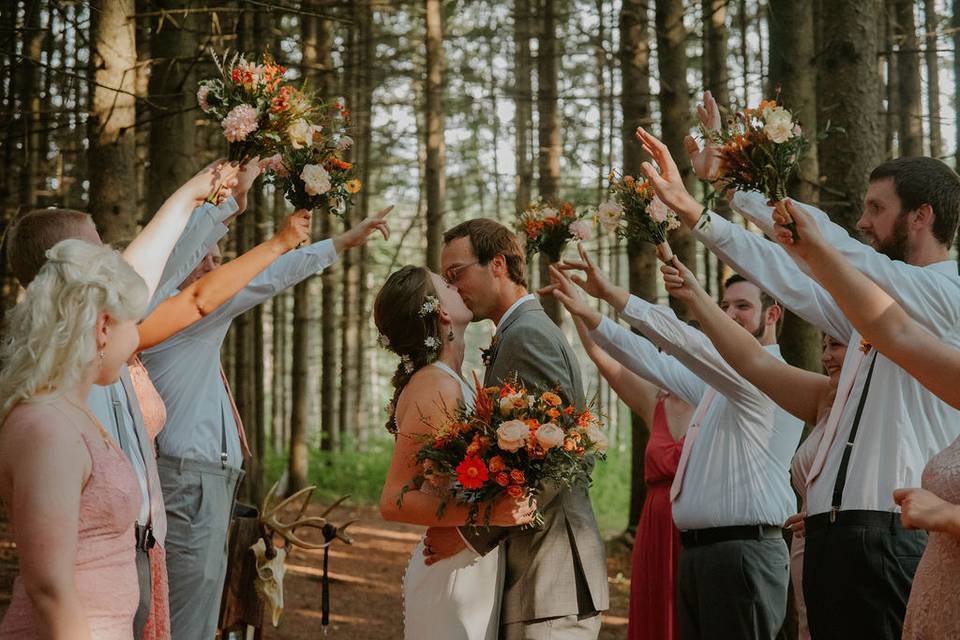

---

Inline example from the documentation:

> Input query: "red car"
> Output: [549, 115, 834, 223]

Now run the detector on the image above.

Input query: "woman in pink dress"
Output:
[570, 315, 691, 640]
[0, 240, 149, 639]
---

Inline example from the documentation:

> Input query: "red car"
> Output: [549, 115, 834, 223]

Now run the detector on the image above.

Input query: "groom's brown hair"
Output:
[443, 218, 527, 288]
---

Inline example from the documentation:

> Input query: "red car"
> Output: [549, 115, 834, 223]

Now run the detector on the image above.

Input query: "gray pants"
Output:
[678, 538, 789, 640]
[158, 455, 243, 640]
[501, 612, 602, 639]
[133, 547, 152, 638]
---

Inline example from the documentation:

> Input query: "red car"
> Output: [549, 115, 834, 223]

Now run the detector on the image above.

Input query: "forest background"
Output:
[2, 0, 958, 540]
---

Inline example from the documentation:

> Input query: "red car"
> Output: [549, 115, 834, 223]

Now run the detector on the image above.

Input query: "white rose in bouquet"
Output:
[288, 119, 321, 149]
[497, 420, 530, 452]
[763, 107, 795, 144]
[301, 164, 331, 196]
[584, 424, 609, 453]
[535, 422, 565, 450]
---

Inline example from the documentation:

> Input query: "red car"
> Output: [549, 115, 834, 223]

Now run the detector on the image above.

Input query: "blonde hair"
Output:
[0, 239, 148, 420]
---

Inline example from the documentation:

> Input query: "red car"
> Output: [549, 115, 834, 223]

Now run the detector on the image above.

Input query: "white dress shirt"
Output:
[694, 191, 960, 515]
[590, 294, 803, 529]
[497, 293, 536, 330]
[142, 239, 338, 468]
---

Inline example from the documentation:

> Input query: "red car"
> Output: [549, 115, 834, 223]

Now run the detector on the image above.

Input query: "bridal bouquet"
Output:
[700, 98, 808, 204]
[261, 98, 361, 217]
[197, 51, 310, 164]
[518, 199, 595, 262]
[402, 375, 607, 527]
[603, 170, 680, 262]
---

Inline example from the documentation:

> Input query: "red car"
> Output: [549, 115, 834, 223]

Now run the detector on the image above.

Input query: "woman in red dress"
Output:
[571, 316, 691, 640]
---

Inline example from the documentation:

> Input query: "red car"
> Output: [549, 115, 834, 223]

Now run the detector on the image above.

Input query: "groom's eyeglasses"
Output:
[443, 260, 480, 285]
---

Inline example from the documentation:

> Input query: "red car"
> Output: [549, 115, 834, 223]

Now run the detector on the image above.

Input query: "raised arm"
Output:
[136, 210, 313, 351]
[661, 256, 832, 424]
[570, 313, 660, 426]
[773, 201, 960, 410]
[379, 369, 534, 527]
[123, 159, 242, 299]
[0, 407, 93, 640]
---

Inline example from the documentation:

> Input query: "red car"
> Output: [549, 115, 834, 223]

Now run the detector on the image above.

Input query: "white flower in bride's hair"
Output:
[424, 336, 440, 350]
[763, 107, 795, 144]
[377, 333, 391, 349]
[596, 200, 623, 233]
[401, 355, 414, 374]
[568, 218, 594, 241]
[418, 295, 440, 318]
[301, 164, 331, 196]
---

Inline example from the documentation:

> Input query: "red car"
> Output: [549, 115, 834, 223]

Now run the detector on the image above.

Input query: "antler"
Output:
[260, 481, 330, 550]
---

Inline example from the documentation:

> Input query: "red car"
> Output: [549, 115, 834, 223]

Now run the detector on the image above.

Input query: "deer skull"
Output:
[251, 538, 287, 627]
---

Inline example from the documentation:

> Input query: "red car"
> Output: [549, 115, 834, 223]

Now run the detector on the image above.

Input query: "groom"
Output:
[424, 218, 608, 639]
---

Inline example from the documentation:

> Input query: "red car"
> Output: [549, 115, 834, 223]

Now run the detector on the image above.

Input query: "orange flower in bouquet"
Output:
[518, 199, 596, 262]
[399, 373, 607, 527]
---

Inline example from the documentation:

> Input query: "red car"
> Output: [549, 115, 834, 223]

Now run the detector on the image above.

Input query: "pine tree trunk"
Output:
[320, 205, 340, 452]
[147, 0, 201, 215]
[817, 0, 884, 233]
[885, 0, 899, 157]
[514, 0, 534, 212]
[923, 0, 942, 158]
[424, 0, 445, 272]
[620, 0, 656, 533]
[89, 1, 138, 247]
[19, 0, 43, 208]
[655, 0, 695, 320]
[894, 0, 923, 156]
[537, 0, 563, 325]
[954, 0, 960, 170]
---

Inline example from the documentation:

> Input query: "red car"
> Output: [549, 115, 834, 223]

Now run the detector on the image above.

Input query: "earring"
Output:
[448, 329, 454, 342]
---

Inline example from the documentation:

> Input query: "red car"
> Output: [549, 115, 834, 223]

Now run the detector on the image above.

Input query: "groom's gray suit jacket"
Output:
[461, 298, 609, 625]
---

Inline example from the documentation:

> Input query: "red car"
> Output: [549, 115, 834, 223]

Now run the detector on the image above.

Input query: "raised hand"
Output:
[634, 127, 703, 228]
[187, 158, 241, 206]
[273, 209, 312, 251]
[894, 487, 960, 535]
[333, 204, 394, 253]
[660, 256, 708, 304]
[696, 89, 723, 133]
[688, 91, 724, 182]
[537, 264, 603, 329]
[231, 157, 263, 215]
[556, 243, 614, 301]
[771, 199, 826, 261]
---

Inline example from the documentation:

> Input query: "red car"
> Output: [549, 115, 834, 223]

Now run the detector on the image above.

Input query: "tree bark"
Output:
[954, 0, 960, 170]
[89, 1, 138, 252]
[817, 0, 884, 233]
[894, 0, 923, 156]
[885, 0, 899, 157]
[655, 0, 695, 320]
[923, 0, 942, 158]
[424, 0, 445, 272]
[18, 0, 43, 208]
[514, 0, 534, 213]
[537, 0, 563, 325]
[767, 0, 823, 373]
[620, 0, 657, 533]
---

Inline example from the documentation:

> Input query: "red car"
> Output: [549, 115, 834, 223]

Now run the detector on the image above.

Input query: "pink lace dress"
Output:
[0, 411, 141, 639]
[129, 357, 171, 640]
[902, 436, 960, 639]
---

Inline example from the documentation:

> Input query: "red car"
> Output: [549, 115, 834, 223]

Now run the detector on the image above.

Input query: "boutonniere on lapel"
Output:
[481, 335, 501, 367]
[859, 337, 872, 354]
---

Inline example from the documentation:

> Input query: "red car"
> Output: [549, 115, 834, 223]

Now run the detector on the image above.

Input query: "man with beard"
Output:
[544, 248, 802, 640]
[635, 94, 960, 640]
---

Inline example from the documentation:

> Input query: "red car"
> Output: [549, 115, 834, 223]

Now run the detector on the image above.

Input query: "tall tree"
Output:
[424, 0, 445, 271]
[514, 0, 534, 212]
[88, 0, 137, 243]
[894, 0, 923, 156]
[18, 0, 43, 208]
[884, 0, 898, 157]
[655, 0, 696, 319]
[620, 0, 657, 533]
[537, 0, 563, 324]
[923, 0, 942, 158]
[768, 0, 823, 373]
[954, 0, 960, 169]
[817, 0, 884, 233]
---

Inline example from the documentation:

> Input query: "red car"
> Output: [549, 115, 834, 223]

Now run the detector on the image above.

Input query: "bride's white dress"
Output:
[402, 361, 504, 640]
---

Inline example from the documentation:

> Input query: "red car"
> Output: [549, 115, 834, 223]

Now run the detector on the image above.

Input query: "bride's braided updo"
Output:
[373, 265, 445, 435]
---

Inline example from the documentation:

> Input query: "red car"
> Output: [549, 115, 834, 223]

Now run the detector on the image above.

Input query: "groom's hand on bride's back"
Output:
[423, 527, 468, 565]
[332, 204, 394, 253]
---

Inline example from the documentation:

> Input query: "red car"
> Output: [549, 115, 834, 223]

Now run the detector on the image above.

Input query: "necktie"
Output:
[670, 388, 718, 502]
[220, 365, 252, 458]
[806, 343, 868, 487]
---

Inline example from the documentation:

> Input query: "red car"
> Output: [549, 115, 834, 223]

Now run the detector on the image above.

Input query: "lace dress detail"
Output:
[0, 407, 141, 639]
[902, 436, 960, 639]
[402, 362, 504, 640]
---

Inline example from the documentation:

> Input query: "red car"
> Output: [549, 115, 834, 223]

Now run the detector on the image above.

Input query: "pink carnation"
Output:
[569, 219, 593, 241]
[197, 84, 212, 112]
[259, 153, 288, 177]
[647, 196, 673, 223]
[221, 104, 259, 142]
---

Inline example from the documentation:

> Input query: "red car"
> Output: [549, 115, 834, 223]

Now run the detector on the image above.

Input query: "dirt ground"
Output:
[0, 504, 632, 639]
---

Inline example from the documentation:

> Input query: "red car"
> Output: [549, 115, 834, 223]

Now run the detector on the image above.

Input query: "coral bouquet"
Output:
[518, 200, 596, 262]
[600, 170, 680, 262]
[403, 375, 607, 527]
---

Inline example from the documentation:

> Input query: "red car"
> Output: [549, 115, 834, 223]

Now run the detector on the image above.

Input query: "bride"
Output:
[374, 265, 535, 640]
